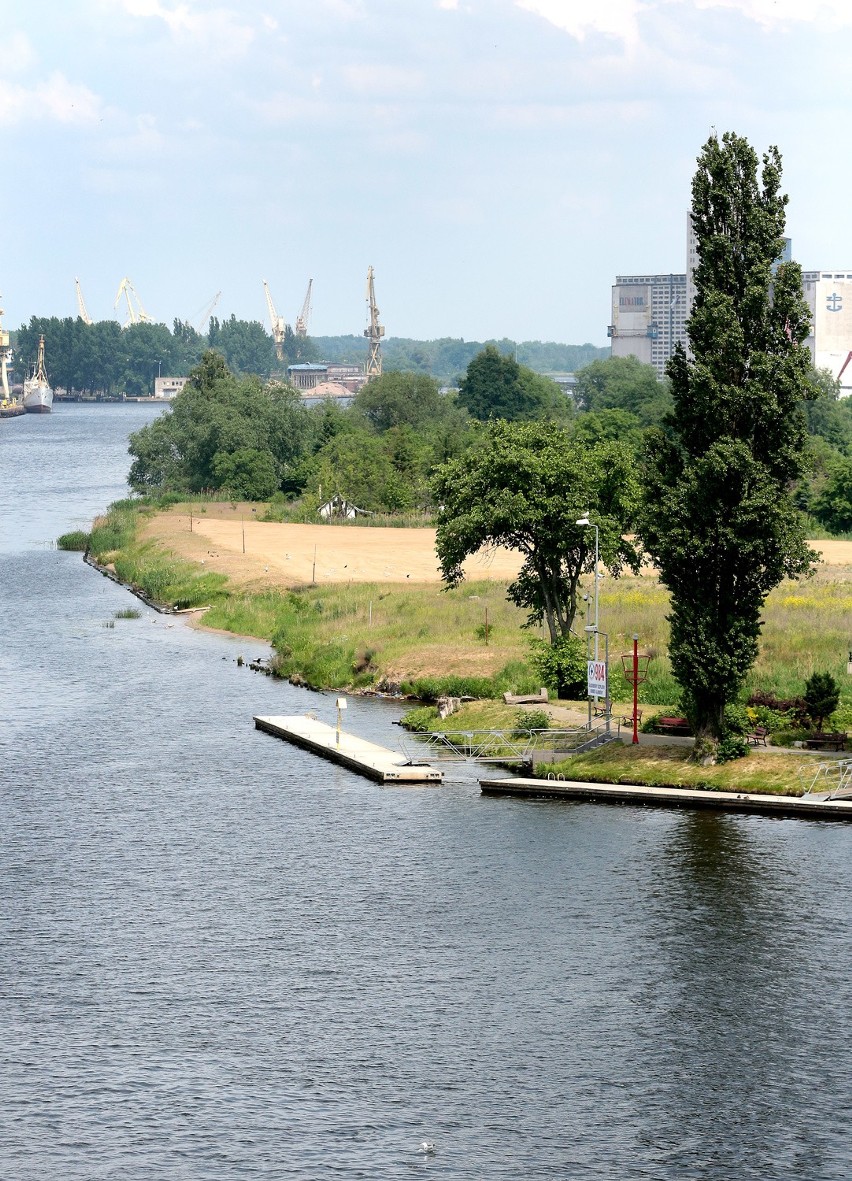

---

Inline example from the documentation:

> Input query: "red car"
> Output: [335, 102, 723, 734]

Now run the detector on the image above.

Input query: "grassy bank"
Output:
[79, 498, 230, 610]
[72, 498, 852, 710]
[546, 743, 815, 796]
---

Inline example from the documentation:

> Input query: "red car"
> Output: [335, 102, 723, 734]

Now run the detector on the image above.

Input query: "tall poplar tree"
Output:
[639, 133, 816, 743]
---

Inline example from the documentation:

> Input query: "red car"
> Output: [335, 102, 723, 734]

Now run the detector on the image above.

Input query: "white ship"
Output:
[22, 334, 53, 413]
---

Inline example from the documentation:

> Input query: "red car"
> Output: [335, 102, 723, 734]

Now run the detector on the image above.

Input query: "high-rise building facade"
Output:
[608, 273, 688, 379]
[612, 214, 852, 392]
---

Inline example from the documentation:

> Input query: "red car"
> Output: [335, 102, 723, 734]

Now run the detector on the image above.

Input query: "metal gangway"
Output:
[798, 758, 852, 800]
[400, 721, 613, 765]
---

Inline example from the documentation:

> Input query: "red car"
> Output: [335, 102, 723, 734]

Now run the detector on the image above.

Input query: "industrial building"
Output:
[611, 216, 852, 391]
[608, 273, 688, 378]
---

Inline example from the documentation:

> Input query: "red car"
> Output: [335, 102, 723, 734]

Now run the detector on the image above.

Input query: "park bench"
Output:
[747, 725, 770, 747]
[803, 732, 848, 751]
[655, 716, 692, 736]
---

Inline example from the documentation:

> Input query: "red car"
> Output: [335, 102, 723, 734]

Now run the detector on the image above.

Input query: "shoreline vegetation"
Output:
[61, 496, 852, 796]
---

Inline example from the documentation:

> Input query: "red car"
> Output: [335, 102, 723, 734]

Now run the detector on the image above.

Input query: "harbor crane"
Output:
[75, 277, 93, 325]
[295, 279, 313, 337]
[364, 266, 384, 380]
[263, 280, 288, 362]
[194, 290, 221, 335]
[114, 277, 152, 327]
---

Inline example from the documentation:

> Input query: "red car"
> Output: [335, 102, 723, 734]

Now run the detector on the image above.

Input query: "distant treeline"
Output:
[312, 335, 607, 383]
[12, 314, 607, 398]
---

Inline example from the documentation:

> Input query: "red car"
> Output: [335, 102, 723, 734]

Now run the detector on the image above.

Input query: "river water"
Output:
[1, 404, 850, 1179]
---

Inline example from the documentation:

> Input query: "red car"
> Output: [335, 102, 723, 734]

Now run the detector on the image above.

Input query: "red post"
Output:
[632, 635, 639, 745]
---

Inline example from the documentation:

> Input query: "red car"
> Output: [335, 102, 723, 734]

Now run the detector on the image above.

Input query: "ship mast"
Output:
[34, 334, 48, 383]
[0, 302, 10, 400]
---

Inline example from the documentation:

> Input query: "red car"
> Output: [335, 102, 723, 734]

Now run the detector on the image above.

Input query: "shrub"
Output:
[513, 708, 551, 736]
[722, 703, 751, 736]
[803, 671, 841, 732]
[746, 689, 809, 728]
[716, 734, 750, 763]
[528, 635, 586, 699]
[57, 529, 90, 551]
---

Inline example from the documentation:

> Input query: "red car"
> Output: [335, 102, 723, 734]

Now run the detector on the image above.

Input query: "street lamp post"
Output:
[576, 517, 602, 723]
[575, 516, 599, 662]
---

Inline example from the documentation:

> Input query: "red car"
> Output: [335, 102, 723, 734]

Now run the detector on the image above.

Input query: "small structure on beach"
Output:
[318, 493, 372, 520]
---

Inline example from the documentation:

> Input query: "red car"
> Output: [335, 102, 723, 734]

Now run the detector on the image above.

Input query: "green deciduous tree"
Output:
[457, 345, 565, 421]
[574, 355, 672, 427]
[638, 132, 817, 742]
[433, 420, 639, 643]
[128, 351, 314, 496]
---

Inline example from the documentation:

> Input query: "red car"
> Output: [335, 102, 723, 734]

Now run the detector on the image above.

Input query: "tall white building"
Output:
[801, 271, 852, 393]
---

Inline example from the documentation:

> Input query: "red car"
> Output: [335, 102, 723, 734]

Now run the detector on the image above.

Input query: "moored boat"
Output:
[22, 334, 53, 414]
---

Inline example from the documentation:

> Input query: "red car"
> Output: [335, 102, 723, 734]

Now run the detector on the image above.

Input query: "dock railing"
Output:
[402, 724, 603, 765]
[799, 758, 852, 800]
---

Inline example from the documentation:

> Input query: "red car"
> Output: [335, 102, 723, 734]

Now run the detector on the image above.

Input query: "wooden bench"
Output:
[803, 732, 847, 751]
[619, 709, 642, 727]
[655, 716, 692, 736]
[747, 726, 770, 746]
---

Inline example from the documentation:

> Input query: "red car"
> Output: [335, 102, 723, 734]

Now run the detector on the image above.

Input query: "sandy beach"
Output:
[140, 504, 526, 589]
[141, 504, 852, 591]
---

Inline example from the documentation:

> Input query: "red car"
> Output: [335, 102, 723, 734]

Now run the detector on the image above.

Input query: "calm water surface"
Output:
[1, 405, 850, 1179]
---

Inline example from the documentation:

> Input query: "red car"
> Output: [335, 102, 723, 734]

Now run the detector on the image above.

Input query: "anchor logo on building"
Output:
[826, 292, 843, 313]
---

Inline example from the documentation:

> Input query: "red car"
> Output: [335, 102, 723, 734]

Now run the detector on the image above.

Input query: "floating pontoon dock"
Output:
[254, 715, 443, 783]
[479, 777, 852, 820]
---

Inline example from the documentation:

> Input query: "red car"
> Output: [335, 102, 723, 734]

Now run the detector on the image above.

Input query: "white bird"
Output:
[419, 1141, 436, 1155]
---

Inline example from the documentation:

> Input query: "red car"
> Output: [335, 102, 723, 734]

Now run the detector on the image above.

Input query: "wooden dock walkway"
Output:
[479, 776, 852, 820]
[254, 715, 443, 784]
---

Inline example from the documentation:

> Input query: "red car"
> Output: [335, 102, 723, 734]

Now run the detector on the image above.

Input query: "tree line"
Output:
[12, 313, 605, 400]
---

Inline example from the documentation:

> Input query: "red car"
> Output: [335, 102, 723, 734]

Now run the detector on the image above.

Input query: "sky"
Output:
[2, 0, 852, 347]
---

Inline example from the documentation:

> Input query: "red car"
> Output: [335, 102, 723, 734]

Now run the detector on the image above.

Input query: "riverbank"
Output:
[72, 497, 852, 711]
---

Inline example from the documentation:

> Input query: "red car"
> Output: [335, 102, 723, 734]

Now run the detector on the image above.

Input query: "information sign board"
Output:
[587, 659, 607, 699]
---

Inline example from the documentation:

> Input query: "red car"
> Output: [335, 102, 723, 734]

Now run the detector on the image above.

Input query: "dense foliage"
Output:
[433, 419, 640, 641]
[311, 335, 607, 384]
[639, 132, 817, 741]
[128, 353, 314, 494]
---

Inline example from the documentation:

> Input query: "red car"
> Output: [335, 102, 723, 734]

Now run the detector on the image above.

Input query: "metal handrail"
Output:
[799, 758, 852, 799]
[401, 723, 610, 764]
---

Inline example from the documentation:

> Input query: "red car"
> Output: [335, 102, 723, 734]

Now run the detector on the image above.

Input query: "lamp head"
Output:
[575, 516, 590, 525]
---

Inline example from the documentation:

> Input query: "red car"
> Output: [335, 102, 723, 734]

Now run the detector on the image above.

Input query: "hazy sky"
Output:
[3, 0, 851, 346]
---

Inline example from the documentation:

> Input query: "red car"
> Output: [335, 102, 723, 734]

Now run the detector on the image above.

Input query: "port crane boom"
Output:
[75, 278, 93, 325]
[295, 279, 313, 337]
[364, 266, 384, 380]
[263, 280, 288, 362]
[114, 277, 152, 327]
[194, 291, 221, 335]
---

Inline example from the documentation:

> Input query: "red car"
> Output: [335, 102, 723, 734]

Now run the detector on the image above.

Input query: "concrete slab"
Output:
[479, 776, 852, 820]
[254, 715, 443, 784]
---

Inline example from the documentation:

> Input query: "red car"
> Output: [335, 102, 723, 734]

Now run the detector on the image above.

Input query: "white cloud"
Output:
[342, 64, 426, 95]
[118, 0, 255, 58]
[0, 74, 103, 127]
[694, 0, 852, 27]
[515, 0, 644, 45]
[515, 0, 852, 49]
